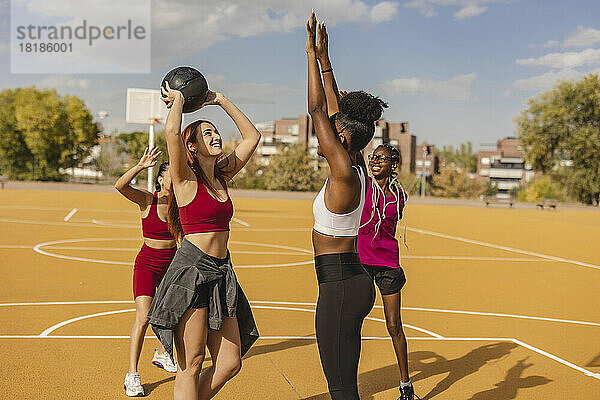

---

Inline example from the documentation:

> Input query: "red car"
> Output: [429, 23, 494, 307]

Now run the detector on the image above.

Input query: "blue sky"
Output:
[1, 0, 600, 149]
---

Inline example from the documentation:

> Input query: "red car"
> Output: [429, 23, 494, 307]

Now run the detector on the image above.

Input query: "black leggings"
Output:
[315, 253, 375, 400]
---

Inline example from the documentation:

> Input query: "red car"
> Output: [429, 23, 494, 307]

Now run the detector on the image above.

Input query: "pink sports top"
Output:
[179, 175, 233, 235]
[357, 177, 405, 268]
[142, 193, 175, 240]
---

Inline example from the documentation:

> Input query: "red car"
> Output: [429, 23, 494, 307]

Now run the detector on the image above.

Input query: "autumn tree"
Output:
[515, 73, 600, 205]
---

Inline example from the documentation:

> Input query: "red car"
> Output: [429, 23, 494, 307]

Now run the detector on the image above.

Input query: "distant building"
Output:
[255, 115, 416, 172]
[415, 144, 439, 177]
[477, 137, 534, 198]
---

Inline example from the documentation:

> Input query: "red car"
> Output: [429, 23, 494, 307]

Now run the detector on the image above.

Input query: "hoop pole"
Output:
[147, 123, 155, 192]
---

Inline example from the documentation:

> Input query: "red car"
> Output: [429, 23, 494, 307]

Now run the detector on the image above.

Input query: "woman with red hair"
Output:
[149, 84, 260, 400]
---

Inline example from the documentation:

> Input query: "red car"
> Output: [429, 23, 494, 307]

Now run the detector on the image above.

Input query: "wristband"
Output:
[321, 68, 333, 74]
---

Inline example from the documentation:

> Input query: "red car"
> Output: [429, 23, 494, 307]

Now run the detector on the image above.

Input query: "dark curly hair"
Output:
[332, 91, 388, 152]
[376, 144, 401, 166]
[154, 162, 169, 192]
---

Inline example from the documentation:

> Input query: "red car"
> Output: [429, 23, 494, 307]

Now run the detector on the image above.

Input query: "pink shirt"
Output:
[358, 177, 405, 268]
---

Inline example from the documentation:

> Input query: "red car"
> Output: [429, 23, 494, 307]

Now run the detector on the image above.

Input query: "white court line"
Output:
[40, 309, 135, 336]
[405, 256, 552, 262]
[407, 227, 600, 270]
[4, 299, 598, 328]
[91, 219, 136, 228]
[37, 306, 443, 339]
[231, 217, 250, 227]
[30, 238, 315, 268]
[63, 208, 78, 222]
[0, 244, 557, 262]
[395, 306, 600, 327]
[0, 218, 98, 228]
[250, 305, 444, 338]
[0, 332, 597, 380]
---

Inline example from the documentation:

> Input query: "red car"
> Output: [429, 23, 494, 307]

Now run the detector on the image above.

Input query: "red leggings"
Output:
[133, 244, 176, 298]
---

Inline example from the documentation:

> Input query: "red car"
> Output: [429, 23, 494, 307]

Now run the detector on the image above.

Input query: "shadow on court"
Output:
[302, 342, 521, 400]
[468, 358, 552, 400]
[144, 376, 175, 395]
[244, 337, 315, 359]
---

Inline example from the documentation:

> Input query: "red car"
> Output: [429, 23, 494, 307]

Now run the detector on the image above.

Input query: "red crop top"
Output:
[179, 176, 233, 235]
[142, 193, 175, 240]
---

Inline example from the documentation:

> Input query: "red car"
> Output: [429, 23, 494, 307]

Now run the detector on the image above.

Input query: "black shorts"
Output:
[363, 264, 406, 295]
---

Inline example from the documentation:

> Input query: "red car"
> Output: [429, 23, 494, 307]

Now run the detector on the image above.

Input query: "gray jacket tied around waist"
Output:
[147, 238, 259, 359]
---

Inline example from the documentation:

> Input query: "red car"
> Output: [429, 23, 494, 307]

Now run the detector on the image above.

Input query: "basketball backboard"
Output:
[126, 88, 167, 125]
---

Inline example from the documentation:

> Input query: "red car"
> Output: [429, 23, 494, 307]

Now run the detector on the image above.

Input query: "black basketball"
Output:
[161, 66, 209, 113]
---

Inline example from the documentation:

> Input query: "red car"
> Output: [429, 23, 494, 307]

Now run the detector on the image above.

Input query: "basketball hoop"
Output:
[126, 88, 167, 192]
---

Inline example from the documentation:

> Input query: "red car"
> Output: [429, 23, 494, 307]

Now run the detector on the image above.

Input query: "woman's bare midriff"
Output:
[312, 230, 357, 256]
[185, 231, 230, 258]
[143, 237, 176, 249]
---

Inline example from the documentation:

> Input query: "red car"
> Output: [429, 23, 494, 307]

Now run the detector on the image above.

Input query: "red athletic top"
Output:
[179, 176, 233, 235]
[141, 193, 175, 240]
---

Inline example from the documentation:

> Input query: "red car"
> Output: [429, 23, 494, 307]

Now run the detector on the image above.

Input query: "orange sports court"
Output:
[1, 185, 599, 399]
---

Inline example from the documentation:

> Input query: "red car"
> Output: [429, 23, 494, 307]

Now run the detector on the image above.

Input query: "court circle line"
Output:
[32, 237, 314, 268]
[39, 305, 442, 338]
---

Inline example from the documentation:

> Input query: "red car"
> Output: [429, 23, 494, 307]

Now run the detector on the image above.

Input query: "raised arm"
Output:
[114, 147, 159, 208]
[306, 10, 353, 181]
[315, 22, 340, 117]
[161, 83, 195, 185]
[215, 94, 261, 181]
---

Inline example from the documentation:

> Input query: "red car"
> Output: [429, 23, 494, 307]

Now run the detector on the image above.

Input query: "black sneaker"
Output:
[398, 383, 420, 400]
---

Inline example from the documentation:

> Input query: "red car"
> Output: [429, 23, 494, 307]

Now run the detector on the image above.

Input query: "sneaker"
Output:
[152, 349, 178, 373]
[123, 372, 144, 397]
[398, 383, 420, 400]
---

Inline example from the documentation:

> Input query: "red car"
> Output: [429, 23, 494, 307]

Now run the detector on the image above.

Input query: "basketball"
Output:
[161, 66, 209, 113]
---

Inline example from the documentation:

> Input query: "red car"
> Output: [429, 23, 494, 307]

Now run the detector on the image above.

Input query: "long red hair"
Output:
[167, 120, 229, 242]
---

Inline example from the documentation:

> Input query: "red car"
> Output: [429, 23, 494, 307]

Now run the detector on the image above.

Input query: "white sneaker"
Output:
[123, 372, 144, 397]
[152, 349, 178, 373]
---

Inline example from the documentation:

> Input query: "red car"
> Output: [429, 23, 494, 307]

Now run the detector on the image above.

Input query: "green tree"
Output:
[515, 73, 600, 205]
[0, 87, 99, 180]
[117, 130, 168, 183]
[0, 90, 32, 179]
[430, 168, 486, 198]
[261, 144, 325, 191]
[437, 142, 477, 173]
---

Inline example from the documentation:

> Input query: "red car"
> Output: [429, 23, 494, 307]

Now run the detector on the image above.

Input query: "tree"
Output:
[0, 87, 99, 180]
[117, 130, 168, 183]
[261, 144, 326, 191]
[430, 168, 486, 198]
[437, 142, 477, 173]
[515, 73, 600, 205]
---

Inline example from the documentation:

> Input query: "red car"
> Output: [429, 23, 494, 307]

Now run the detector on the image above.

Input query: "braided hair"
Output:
[360, 144, 409, 254]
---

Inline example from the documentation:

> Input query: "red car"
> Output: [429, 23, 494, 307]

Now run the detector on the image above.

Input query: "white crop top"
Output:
[313, 165, 367, 237]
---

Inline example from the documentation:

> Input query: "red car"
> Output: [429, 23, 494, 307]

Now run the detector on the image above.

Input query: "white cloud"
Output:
[404, 0, 511, 20]
[542, 40, 559, 48]
[563, 26, 600, 48]
[454, 4, 487, 20]
[151, 0, 399, 60]
[511, 69, 589, 92]
[516, 48, 600, 69]
[37, 75, 92, 90]
[539, 26, 600, 49]
[381, 73, 476, 101]
[370, 2, 399, 22]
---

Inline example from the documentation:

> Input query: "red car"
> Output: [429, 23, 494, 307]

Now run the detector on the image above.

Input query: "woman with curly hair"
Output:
[307, 10, 388, 399]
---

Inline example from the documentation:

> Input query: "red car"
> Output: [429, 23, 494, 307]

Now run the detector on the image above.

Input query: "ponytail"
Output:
[167, 181, 183, 244]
